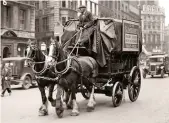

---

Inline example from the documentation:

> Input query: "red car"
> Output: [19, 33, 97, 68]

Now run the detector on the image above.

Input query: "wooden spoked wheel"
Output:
[128, 67, 141, 102]
[112, 81, 123, 107]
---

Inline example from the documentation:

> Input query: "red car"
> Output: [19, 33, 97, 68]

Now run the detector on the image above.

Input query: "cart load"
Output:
[61, 18, 142, 67]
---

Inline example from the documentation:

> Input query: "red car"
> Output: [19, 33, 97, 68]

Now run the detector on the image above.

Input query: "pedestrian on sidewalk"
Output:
[1, 62, 12, 97]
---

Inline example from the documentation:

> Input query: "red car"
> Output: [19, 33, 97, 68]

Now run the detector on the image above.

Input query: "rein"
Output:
[53, 29, 83, 75]
[31, 53, 49, 75]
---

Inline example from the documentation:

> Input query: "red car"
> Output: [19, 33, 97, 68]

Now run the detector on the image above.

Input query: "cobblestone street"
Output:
[1, 75, 169, 123]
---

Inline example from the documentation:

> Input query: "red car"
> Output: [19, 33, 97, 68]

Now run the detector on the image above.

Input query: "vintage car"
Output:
[142, 54, 169, 78]
[2, 57, 36, 89]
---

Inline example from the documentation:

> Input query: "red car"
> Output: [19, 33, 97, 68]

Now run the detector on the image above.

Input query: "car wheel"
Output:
[161, 70, 164, 78]
[151, 75, 154, 78]
[22, 76, 32, 89]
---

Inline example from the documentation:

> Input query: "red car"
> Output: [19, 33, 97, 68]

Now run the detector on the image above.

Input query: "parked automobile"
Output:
[142, 54, 169, 78]
[2, 57, 36, 89]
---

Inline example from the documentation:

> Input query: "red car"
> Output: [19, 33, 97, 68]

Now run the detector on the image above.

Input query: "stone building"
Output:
[164, 25, 169, 54]
[35, 0, 98, 46]
[141, 4, 165, 52]
[1, 1, 35, 58]
[98, 1, 140, 22]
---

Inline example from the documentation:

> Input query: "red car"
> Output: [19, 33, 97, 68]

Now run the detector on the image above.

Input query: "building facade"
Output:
[141, 4, 165, 52]
[98, 1, 140, 22]
[164, 25, 169, 54]
[35, 0, 98, 46]
[1, 1, 35, 58]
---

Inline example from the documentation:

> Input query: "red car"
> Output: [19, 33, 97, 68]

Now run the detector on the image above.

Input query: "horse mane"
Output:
[36, 48, 46, 62]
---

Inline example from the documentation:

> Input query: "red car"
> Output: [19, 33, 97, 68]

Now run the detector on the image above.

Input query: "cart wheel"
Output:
[161, 69, 164, 78]
[112, 82, 123, 107]
[81, 85, 90, 100]
[22, 75, 32, 89]
[128, 67, 141, 102]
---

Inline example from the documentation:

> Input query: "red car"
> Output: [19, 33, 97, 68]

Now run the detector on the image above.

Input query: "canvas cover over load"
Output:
[61, 18, 141, 67]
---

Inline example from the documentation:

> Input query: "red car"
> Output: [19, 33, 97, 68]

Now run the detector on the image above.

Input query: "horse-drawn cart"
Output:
[64, 18, 142, 107]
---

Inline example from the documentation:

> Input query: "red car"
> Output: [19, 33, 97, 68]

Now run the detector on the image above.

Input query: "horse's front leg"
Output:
[38, 84, 48, 116]
[48, 83, 56, 107]
[87, 78, 96, 112]
[55, 84, 64, 118]
[70, 84, 79, 116]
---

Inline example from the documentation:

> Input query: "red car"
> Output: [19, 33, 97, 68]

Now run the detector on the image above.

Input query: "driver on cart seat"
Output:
[76, 5, 95, 55]
[78, 5, 94, 29]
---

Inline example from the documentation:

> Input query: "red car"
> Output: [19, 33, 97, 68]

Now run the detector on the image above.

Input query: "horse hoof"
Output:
[38, 110, 48, 116]
[56, 107, 64, 118]
[87, 106, 95, 112]
[70, 111, 79, 116]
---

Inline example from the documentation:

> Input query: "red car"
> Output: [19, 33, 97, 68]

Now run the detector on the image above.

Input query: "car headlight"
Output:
[156, 66, 159, 69]
[11, 77, 14, 80]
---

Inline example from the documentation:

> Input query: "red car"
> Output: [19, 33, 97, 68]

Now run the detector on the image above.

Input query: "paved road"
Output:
[1, 75, 169, 123]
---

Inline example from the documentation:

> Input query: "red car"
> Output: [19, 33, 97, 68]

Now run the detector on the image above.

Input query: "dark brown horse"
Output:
[48, 38, 98, 117]
[26, 41, 58, 116]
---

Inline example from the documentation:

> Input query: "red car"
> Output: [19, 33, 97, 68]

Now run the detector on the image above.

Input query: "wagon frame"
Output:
[65, 17, 142, 107]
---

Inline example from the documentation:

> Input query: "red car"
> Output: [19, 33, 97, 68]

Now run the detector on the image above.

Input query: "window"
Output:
[35, 2, 39, 9]
[74, 1, 77, 10]
[68, 1, 71, 8]
[157, 35, 160, 41]
[80, 0, 82, 6]
[153, 34, 155, 43]
[4, 6, 11, 28]
[85, 0, 88, 6]
[62, 17, 66, 26]
[125, 6, 128, 12]
[122, 4, 124, 10]
[42, 17, 49, 31]
[148, 22, 151, 29]
[68, 17, 71, 20]
[148, 34, 150, 42]
[153, 16, 155, 20]
[95, 3, 97, 15]
[158, 25, 160, 29]
[115, 1, 117, 9]
[105, 1, 108, 7]
[71, 1, 73, 9]
[19, 9, 26, 30]
[35, 19, 39, 32]
[109, 1, 112, 9]
[144, 34, 146, 42]
[144, 16, 146, 19]
[90, 1, 92, 13]
[153, 23, 155, 29]
[42, 1, 47, 8]
[62, 1, 66, 7]
[118, 1, 120, 10]
[144, 24, 146, 29]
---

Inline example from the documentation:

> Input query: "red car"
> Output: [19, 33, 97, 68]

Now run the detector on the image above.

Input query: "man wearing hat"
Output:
[78, 5, 94, 29]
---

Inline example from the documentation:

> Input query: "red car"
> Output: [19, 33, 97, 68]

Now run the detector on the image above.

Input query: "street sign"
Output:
[122, 20, 140, 52]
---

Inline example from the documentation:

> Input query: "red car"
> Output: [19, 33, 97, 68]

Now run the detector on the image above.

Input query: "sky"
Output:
[159, 0, 169, 26]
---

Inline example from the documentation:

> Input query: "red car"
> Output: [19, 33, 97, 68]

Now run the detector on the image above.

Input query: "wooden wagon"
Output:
[63, 18, 142, 107]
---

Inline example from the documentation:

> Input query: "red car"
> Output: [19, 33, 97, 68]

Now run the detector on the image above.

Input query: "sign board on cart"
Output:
[122, 20, 140, 52]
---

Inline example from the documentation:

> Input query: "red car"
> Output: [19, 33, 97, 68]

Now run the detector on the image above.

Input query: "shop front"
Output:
[1, 30, 34, 58]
